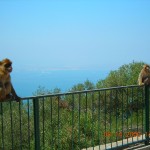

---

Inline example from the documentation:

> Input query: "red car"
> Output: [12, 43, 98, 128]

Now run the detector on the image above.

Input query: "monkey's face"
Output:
[0, 58, 13, 73]
[145, 66, 150, 72]
[5, 62, 12, 73]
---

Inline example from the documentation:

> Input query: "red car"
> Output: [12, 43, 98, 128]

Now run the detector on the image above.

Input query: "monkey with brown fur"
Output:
[138, 64, 150, 86]
[0, 58, 21, 102]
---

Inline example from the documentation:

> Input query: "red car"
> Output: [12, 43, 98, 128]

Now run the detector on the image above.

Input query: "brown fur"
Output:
[0, 58, 20, 102]
[138, 64, 150, 86]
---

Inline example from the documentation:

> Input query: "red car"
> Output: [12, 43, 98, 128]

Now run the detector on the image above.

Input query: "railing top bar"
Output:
[21, 85, 143, 100]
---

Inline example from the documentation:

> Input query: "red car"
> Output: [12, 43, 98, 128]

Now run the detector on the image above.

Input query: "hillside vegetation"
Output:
[0, 61, 146, 150]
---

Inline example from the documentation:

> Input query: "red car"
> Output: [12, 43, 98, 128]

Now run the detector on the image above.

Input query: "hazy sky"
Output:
[0, 0, 150, 71]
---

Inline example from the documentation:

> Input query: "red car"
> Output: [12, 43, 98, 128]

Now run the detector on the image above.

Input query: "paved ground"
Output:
[82, 134, 148, 150]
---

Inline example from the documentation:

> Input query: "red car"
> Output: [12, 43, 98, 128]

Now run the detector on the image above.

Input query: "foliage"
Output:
[0, 61, 147, 149]
[70, 80, 95, 92]
[96, 61, 144, 88]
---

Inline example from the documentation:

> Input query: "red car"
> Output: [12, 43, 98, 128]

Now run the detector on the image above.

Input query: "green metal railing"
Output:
[0, 85, 149, 150]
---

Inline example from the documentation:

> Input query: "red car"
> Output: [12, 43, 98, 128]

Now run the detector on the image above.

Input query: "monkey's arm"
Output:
[11, 84, 21, 102]
[0, 81, 6, 100]
[138, 73, 144, 85]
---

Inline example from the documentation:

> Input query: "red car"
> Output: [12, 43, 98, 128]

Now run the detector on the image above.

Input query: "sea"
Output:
[11, 70, 108, 97]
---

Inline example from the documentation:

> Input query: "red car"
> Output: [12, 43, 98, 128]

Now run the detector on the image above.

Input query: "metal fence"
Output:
[0, 85, 149, 150]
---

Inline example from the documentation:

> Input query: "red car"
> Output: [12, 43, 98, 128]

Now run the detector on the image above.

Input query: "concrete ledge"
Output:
[82, 134, 148, 150]
[136, 145, 150, 150]
[125, 145, 150, 150]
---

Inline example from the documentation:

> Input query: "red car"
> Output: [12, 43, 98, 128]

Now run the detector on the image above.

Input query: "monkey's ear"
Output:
[143, 64, 147, 68]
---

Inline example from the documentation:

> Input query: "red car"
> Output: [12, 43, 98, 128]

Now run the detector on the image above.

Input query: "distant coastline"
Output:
[12, 70, 108, 97]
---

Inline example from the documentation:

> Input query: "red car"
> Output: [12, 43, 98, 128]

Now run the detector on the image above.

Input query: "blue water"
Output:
[11, 70, 108, 97]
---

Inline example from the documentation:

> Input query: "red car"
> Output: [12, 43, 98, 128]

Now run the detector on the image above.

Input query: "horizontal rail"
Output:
[21, 85, 143, 100]
[0, 84, 148, 150]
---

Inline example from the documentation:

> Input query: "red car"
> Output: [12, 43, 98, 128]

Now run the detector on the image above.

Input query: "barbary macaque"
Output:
[138, 64, 150, 86]
[0, 58, 21, 102]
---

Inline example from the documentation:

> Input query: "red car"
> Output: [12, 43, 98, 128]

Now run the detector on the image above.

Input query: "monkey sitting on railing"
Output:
[138, 64, 150, 86]
[0, 58, 21, 102]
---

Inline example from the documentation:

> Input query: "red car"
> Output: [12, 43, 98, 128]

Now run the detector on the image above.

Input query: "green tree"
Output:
[96, 61, 144, 88]
[53, 88, 61, 93]
[70, 83, 85, 91]
[84, 79, 95, 90]
[33, 86, 51, 95]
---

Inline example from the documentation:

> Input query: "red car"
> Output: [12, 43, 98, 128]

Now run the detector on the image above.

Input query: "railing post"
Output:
[33, 98, 40, 150]
[145, 85, 150, 145]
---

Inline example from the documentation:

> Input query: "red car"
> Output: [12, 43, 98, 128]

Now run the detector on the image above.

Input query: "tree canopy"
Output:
[96, 61, 144, 88]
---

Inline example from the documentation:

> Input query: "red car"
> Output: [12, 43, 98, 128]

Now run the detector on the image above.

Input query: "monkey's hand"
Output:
[14, 96, 21, 102]
[6, 94, 21, 102]
[140, 83, 144, 86]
